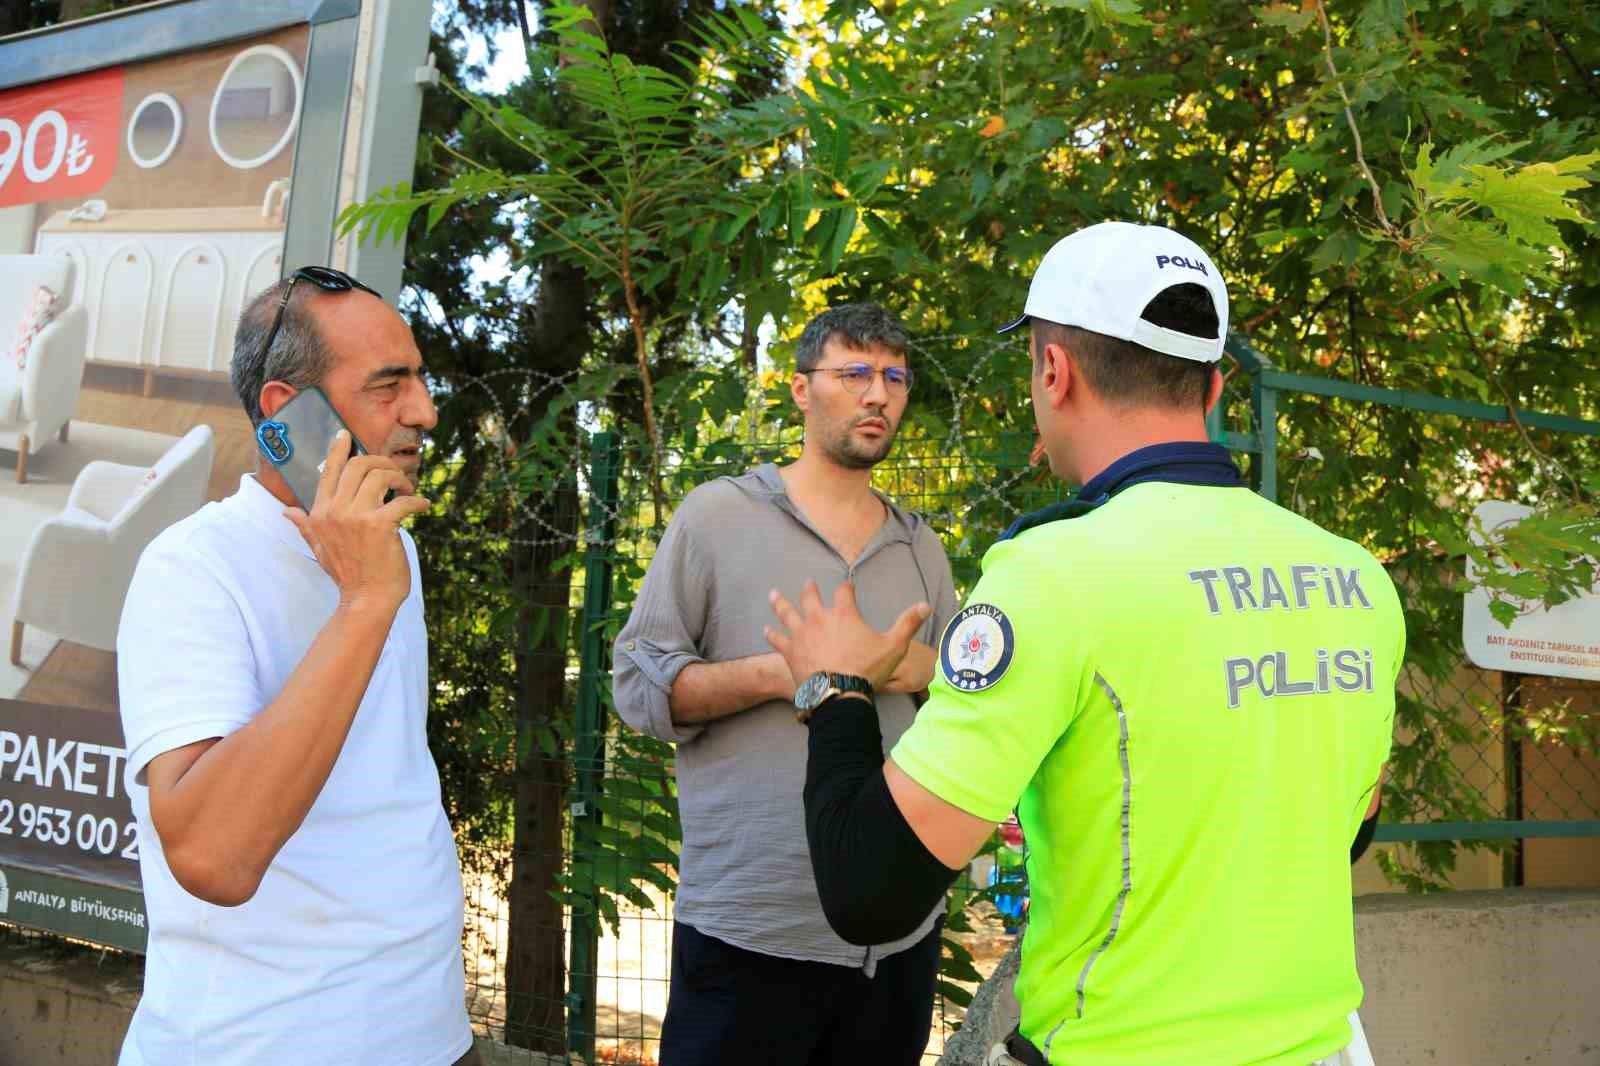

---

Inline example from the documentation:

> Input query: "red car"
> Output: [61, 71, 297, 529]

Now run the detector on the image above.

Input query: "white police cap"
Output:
[997, 221, 1230, 364]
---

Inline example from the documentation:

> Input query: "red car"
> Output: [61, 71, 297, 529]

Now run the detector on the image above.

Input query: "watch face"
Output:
[795, 672, 830, 711]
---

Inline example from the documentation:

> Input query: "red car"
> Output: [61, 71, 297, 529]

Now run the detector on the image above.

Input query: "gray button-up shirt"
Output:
[613, 463, 960, 972]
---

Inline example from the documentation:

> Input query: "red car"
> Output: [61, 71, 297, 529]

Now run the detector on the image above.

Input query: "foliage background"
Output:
[9, 0, 1597, 1054]
[341, 0, 1600, 1047]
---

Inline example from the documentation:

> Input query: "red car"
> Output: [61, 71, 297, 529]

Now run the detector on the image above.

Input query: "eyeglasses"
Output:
[259, 266, 383, 364]
[802, 362, 914, 396]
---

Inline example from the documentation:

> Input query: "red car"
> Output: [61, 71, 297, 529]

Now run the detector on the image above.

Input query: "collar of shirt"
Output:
[998, 441, 1244, 542]
[749, 462, 919, 553]
[234, 473, 319, 560]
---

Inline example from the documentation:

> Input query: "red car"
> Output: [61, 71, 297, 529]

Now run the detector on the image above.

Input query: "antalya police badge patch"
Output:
[939, 603, 1015, 692]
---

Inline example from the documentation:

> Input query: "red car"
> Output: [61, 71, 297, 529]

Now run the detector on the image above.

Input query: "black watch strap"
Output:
[794, 672, 875, 723]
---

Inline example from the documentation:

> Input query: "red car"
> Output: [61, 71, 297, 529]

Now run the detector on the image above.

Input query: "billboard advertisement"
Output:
[0, 0, 429, 951]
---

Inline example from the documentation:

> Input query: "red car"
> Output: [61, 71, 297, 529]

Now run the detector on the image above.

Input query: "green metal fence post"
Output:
[567, 431, 622, 1063]
[1252, 372, 1278, 502]
[1224, 334, 1279, 502]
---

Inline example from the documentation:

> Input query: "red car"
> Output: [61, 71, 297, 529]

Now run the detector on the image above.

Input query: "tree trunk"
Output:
[57, 0, 96, 21]
[0, 1, 27, 36]
[514, 1, 533, 56]
[741, 305, 759, 377]
[504, 480, 581, 1052]
[502, 0, 604, 1041]
[503, 252, 589, 1053]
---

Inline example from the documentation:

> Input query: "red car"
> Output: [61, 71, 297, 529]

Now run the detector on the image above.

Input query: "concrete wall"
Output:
[0, 931, 576, 1066]
[942, 890, 1600, 1066]
[0, 935, 141, 1066]
[1355, 890, 1600, 1066]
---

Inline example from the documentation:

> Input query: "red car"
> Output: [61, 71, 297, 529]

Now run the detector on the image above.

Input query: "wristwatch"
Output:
[793, 671, 874, 723]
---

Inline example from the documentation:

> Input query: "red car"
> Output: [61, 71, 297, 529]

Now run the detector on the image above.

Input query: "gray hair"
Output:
[793, 303, 910, 372]
[231, 280, 335, 427]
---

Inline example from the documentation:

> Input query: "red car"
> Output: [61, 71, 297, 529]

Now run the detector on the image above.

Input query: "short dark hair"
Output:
[1032, 283, 1219, 410]
[794, 303, 910, 372]
[232, 280, 335, 427]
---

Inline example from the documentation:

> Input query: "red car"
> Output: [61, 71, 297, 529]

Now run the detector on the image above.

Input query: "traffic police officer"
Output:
[764, 222, 1403, 1066]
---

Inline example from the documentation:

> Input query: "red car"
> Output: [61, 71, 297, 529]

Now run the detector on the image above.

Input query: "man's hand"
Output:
[883, 641, 936, 695]
[284, 431, 432, 611]
[765, 580, 930, 690]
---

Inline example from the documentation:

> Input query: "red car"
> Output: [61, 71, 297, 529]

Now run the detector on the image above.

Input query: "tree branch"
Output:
[514, 1, 534, 58]
[1539, 20, 1600, 102]
[1315, 0, 1398, 239]
[1452, 293, 1582, 501]
[619, 207, 666, 526]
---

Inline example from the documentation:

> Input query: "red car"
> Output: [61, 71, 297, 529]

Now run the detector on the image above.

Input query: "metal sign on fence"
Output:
[1464, 501, 1600, 682]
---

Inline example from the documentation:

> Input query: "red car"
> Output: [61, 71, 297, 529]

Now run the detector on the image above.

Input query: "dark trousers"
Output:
[658, 919, 943, 1066]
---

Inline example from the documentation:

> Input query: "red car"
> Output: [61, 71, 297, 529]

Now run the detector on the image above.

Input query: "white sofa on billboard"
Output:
[9, 424, 214, 665]
[0, 253, 90, 482]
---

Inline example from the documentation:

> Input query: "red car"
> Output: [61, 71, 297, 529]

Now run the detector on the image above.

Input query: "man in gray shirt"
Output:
[613, 304, 960, 1066]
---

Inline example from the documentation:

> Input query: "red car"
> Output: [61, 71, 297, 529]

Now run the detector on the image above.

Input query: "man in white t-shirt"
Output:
[116, 267, 475, 1066]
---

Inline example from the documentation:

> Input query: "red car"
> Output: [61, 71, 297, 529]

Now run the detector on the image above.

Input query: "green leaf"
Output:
[1488, 598, 1519, 628]
[720, 204, 759, 242]
[846, 160, 895, 201]
[1420, 213, 1550, 292]
[936, 979, 975, 1008]
[1044, 0, 1150, 27]
[789, 171, 814, 238]
[1464, 154, 1597, 247]
[972, 166, 994, 208]
[1308, 229, 1367, 273]
[1380, 180, 1407, 223]
[1411, 137, 1526, 200]
[424, 194, 457, 233]
[940, 947, 984, 984]
[1281, 147, 1331, 173]
[823, 205, 858, 272]
[1022, 116, 1070, 153]
[1440, 366, 1490, 402]
[1256, 4, 1315, 34]
[1250, 226, 1319, 247]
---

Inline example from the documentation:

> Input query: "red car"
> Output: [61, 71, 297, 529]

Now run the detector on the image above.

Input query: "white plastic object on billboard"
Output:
[126, 92, 182, 168]
[208, 44, 304, 170]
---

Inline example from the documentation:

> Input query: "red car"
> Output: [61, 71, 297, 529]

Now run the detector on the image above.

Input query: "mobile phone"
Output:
[254, 386, 367, 511]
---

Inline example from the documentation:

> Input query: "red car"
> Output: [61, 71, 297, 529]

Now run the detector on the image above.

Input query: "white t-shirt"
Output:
[116, 474, 471, 1066]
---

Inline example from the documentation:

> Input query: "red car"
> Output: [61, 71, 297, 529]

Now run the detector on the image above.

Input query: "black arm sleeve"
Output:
[1351, 797, 1381, 864]
[803, 694, 962, 946]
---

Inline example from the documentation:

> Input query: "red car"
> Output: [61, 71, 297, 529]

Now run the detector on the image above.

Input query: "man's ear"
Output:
[791, 371, 810, 414]
[1203, 366, 1225, 415]
[1038, 340, 1074, 411]
[259, 381, 298, 420]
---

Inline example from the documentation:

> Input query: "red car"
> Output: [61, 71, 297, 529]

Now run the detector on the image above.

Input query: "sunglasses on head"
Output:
[259, 266, 383, 363]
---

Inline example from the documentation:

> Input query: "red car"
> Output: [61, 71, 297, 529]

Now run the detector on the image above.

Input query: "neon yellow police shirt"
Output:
[891, 481, 1405, 1066]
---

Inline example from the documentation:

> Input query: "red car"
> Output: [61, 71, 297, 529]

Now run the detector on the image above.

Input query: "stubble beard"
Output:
[820, 414, 898, 470]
